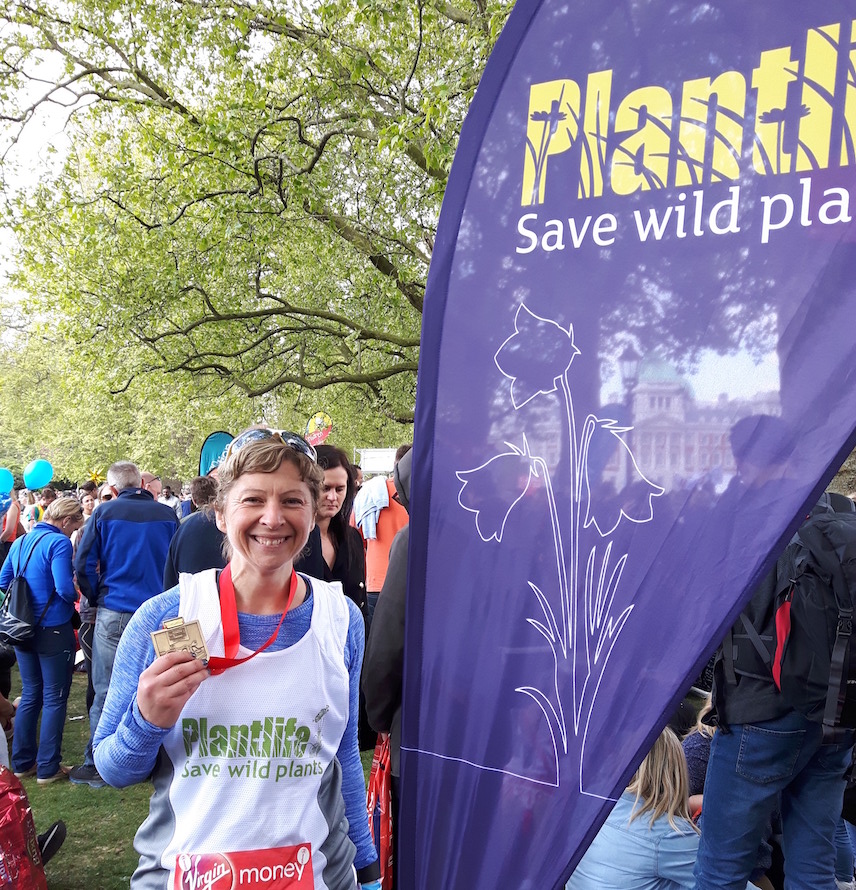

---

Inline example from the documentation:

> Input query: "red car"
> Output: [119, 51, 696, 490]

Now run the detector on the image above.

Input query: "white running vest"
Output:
[156, 570, 352, 890]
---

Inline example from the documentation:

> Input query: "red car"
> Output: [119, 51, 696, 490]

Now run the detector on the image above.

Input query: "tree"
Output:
[0, 0, 513, 424]
[0, 313, 416, 482]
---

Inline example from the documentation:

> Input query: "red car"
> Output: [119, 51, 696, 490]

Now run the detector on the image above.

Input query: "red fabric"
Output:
[0, 767, 47, 889]
[207, 564, 296, 676]
[773, 595, 793, 690]
[0, 504, 20, 543]
[366, 734, 394, 890]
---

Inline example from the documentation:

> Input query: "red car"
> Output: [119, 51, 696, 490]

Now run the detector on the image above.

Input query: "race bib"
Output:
[174, 844, 313, 889]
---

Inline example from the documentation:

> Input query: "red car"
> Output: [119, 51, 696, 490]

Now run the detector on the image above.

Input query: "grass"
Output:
[11, 671, 151, 888]
[11, 668, 376, 888]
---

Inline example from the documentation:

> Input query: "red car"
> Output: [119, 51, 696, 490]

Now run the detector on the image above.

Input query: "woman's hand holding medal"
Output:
[137, 650, 210, 729]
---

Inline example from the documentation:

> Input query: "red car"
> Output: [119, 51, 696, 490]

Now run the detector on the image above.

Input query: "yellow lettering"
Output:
[675, 73, 746, 186]
[840, 20, 856, 166]
[578, 70, 612, 198]
[522, 79, 581, 206]
[610, 86, 672, 195]
[752, 47, 799, 174]
[791, 24, 838, 171]
[524, 20, 856, 205]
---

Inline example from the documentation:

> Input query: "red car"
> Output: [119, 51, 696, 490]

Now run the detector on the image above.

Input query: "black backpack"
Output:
[774, 510, 856, 741]
[0, 532, 53, 646]
[725, 494, 856, 742]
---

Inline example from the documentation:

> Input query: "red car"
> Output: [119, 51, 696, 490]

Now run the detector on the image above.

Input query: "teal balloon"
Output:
[23, 459, 53, 490]
[0, 468, 13, 494]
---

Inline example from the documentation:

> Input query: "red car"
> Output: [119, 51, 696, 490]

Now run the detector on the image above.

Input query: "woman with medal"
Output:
[93, 429, 381, 890]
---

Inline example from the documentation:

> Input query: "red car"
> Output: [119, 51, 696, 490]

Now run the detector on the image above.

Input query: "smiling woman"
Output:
[89, 429, 381, 890]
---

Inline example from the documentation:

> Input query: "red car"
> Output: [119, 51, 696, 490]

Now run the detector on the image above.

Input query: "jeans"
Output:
[694, 711, 854, 890]
[848, 821, 856, 862]
[835, 817, 854, 882]
[366, 592, 379, 634]
[12, 623, 74, 778]
[85, 607, 133, 766]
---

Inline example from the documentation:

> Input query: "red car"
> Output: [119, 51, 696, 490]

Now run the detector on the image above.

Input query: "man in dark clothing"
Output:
[694, 420, 856, 890]
[362, 448, 411, 890]
[162, 475, 226, 588]
[70, 461, 178, 787]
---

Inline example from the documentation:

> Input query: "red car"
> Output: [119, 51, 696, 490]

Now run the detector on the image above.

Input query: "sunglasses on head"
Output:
[224, 428, 317, 463]
[100, 493, 113, 501]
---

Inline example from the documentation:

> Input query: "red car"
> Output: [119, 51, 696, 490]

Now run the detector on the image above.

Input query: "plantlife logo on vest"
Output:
[180, 714, 326, 782]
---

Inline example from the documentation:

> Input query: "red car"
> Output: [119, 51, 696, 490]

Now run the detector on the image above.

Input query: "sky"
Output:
[1, 56, 73, 283]
[601, 347, 780, 407]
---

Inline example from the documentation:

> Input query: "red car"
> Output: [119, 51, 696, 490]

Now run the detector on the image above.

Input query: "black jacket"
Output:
[295, 525, 367, 610]
[162, 510, 226, 590]
[711, 491, 854, 727]
[362, 449, 412, 776]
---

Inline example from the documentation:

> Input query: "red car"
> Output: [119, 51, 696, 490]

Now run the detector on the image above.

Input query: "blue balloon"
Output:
[23, 459, 53, 490]
[0, 494, 10, 518]
[0, 468, 13, 495]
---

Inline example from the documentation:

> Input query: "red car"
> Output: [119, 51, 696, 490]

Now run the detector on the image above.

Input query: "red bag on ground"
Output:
[366, 733, 393, 890]
[0, 766, 47, 889]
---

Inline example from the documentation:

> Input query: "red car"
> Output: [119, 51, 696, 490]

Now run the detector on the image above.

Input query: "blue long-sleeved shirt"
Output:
[0, 523, 77, 626]
[93, 577, 378, 875]
[74, 488, 178, 613]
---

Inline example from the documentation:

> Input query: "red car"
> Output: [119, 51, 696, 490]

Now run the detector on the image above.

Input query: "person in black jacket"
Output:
[294, 445, 366, 612]
[296, 445, 373, 750]
[362, 447, 411, 890]
[694, 417, 856, 890]
[161, 475, 226, 589]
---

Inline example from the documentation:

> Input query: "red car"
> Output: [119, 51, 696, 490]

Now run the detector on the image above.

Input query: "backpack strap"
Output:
[13, 532, 45, 580]
[722, 625, 737, 686]
[737, 613, 773, 668]
[726, 611, 780, 683]
[4, 531, 58, 629]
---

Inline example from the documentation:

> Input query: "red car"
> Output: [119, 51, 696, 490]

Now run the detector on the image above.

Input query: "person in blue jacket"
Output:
[71, 460, 179, 786]
[0, 497, 84, 784]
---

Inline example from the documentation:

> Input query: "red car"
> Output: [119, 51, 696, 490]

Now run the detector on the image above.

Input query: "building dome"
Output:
[637, 356, 694, 399]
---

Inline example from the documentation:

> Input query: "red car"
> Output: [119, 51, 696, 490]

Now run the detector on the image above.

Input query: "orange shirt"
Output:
[364, 479, 409, 592]
[1, 502, 21, 543]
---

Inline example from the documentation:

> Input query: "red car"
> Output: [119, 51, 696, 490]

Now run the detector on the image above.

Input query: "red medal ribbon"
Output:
[207, 563, 298, 676]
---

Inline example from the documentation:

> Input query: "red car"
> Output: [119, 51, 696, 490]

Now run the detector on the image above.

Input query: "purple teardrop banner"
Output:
[404, 2, 856, 887]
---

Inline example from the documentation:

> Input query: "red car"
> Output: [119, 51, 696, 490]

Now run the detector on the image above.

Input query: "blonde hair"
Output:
[626, 727, 698, 833]
[685, 696, 715, 742]
[43, 498, 84, 526]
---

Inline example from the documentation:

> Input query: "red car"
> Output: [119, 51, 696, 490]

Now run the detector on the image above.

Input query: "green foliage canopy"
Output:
[1, 0, 513, 433]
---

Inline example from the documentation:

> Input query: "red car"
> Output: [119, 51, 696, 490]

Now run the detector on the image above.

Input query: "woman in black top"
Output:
[295, 445, 366, 612]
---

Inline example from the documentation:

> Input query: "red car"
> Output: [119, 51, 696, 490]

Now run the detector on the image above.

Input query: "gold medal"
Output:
[150, 617, 209, 660]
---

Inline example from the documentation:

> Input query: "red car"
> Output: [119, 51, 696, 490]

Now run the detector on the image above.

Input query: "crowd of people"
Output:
[0, 431, 410, 889]
[1, 428, 856, 889]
